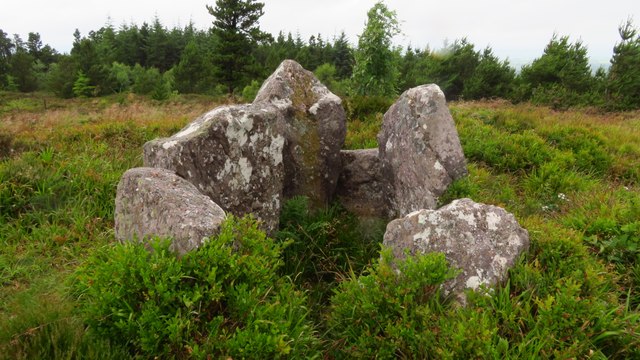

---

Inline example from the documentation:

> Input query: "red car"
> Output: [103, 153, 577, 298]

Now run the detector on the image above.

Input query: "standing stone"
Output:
[336, 149, 388, 218]
[383, 198, 529, 305]
[378, 84, 467, 217]
[143, 104, 285, 234]
[115, 167, 226, 255]
[253, 59, 347, 207]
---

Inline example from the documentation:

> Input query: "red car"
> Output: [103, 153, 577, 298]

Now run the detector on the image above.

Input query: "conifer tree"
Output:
[207, 0, 271, 94]
[608, 19, 640, 110]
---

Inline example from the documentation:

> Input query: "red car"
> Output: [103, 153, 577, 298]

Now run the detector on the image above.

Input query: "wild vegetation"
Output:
[1, 90, 639, 358]
[1, 0, 640, 358]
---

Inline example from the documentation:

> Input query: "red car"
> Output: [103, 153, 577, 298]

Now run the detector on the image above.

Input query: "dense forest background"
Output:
[0, 1, 639, 111]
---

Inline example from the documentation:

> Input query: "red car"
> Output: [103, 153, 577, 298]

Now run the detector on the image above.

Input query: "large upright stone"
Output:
[143, 105, 285, 234]
[115, 167, 226, 255]
[335, 149, 388, 218]
[253, 59, 347, 206]
[383, 198, 529, 305]
[378, 84, 467, 217]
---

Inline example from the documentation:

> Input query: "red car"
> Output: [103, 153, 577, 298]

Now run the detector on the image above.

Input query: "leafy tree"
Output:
[315, 63, 337, 87]
[351, 1, 401, 97]
[207, 0, 271, 93]
[131, 64, 164, 95]
[45, 55, 77, 98]
[462, 47, 515, 100]
[607, 18, 640, 110]
[8, 35, 38, 92]
[0, 29, 14, 88]
[107, 62, 132, 93]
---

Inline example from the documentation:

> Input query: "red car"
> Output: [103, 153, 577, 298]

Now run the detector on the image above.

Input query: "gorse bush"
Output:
[72, 216, 320, 359]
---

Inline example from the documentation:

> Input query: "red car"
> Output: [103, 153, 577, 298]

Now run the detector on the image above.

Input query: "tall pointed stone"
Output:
[253, 60, 347, 207]
[378, 84, 467, 217]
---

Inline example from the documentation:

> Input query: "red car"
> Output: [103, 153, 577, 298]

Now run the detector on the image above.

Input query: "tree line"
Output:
[0, 0, 639, 111]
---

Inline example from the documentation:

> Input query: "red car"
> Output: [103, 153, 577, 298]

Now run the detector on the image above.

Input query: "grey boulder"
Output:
[335, 149, 388, 218]
[383, 198, 529, 305]
[115, 167, 226, 255]
[254, 59, 347, 207]
[378, 84, 467, 217]
[143, 104, 285, 234]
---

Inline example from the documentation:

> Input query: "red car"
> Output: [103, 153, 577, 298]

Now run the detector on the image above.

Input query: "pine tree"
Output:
[462, 47, 515, 100]
[72, 70, 95, 97]
[608, 19, 640, 110]
[207, 0, 271, 94]
[332, 31, 353, 80]
[173, 39, 215, 94]
[519, 34, 593, 107]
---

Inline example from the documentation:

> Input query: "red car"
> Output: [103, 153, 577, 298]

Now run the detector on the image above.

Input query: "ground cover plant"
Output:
[1, 91, 639, 358]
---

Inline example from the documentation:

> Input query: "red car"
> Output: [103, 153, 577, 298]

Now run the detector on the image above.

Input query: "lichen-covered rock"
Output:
[335, 149, 388, 218]
[143, 105, 285, 234]
[115, 167, 226, 255]
[378, 84, 467, 217]
[383, 198, 529, 305]
[253, 59, 347, 207]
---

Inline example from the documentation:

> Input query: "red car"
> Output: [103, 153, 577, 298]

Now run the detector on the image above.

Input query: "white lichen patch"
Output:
[162, 140, 178, 150]
[216, 159, 234, 181]
[263, 135, 285, 166]
[492, 255, 508, 271]
[272, 98, 292, 111]
[413, 227, 432, 244]
[225, 114, 254, 147]
[465, 269, 489, 290]
[454, 210, 477, 227]
[238, 157, 253, 184]
[434, 160, 445, 171]
[465, 276, 483, 290]
[486, 211, 501, 231]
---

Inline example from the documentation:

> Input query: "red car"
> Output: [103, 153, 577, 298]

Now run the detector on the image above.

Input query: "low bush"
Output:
[345, 95, 394, 120]
[277, 196, 384, 308]
[327, 248, 458, 358]
[71, 216, 320, 359]
[541, 126, 613, 175]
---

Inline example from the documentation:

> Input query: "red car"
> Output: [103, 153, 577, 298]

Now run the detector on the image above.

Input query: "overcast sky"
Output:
[2, 0, 639, 67]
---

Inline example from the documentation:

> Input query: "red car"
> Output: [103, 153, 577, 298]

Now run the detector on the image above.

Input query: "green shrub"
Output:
[541, 126, 613, 175]
[459, 120, 553, 173]
[344, 112, 382, 149]
[241, 79, 261, 102]
[345, 95, 393, 120]
[277, 196, 384, 304]
[327, 248, 457, 358]
[71, 216, 320, 359]
[72, 71, 95, 98]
